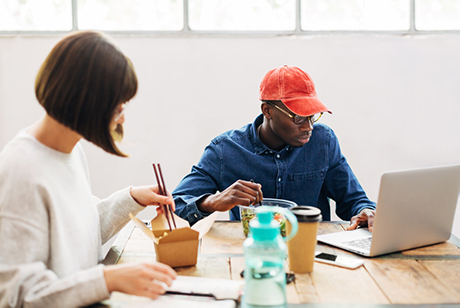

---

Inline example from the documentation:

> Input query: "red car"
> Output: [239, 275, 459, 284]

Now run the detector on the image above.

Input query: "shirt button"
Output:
[278, 178, 282, 182]
[276, 154, 280, 159]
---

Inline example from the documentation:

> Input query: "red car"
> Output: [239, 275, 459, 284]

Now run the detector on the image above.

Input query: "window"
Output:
[301, 0, 410, 31]
[188, 0, 295, 31]
[415, 0, 460, 30]
[2, 0, 460, 33]
[78, 0, 183, 31]
[0, 0, 72, 31]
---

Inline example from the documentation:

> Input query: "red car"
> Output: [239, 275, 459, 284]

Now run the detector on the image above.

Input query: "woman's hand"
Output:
[130, 185, 175, 214]
[104, 262, 177, 299]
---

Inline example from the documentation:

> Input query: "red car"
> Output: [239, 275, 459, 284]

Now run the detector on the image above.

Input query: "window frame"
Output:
[1, 0, 460, 35]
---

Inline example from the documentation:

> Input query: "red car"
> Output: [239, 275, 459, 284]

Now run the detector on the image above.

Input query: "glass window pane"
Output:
[0, 0, 72, 31]
[189, 0, 296, 31]
[78, 0, 183, 31]
[301, 0, 410, 31]
[415, 0, 460, 30]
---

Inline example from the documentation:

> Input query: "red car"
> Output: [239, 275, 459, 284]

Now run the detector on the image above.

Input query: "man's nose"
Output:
[299, 119, 313, 131]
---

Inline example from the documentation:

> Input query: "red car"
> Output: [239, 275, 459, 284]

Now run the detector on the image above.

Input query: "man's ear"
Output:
[261, 102, 272, 119]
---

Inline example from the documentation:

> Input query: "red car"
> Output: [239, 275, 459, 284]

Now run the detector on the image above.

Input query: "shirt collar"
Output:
[252, 114, 292, 155]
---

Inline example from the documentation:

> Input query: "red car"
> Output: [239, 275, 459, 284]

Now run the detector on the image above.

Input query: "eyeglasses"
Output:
[113, 102, 128, 122]
[268, 102, 323, 125]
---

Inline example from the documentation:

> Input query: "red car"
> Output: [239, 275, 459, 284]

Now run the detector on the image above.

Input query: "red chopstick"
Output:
[152, 163, 176, 230]
[157, 164, 177, 229]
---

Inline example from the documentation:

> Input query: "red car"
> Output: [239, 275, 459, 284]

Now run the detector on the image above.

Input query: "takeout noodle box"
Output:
[129, 212, 217, 268]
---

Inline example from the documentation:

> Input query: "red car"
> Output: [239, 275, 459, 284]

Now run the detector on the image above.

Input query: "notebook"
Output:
[317, 164, 460, 257]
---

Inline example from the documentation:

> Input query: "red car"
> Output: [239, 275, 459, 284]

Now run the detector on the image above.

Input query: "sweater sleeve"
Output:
[0, 216, 110, 308]
[0, 135, 145, 307]
[0, 263, 109, 308]
[95, 187, 145, 245]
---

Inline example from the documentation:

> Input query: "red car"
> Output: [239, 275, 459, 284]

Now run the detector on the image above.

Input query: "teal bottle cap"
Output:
[249, 208, 280, 241]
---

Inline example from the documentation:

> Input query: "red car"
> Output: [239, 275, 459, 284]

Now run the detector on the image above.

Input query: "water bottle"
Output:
[242, 206, 298, 308]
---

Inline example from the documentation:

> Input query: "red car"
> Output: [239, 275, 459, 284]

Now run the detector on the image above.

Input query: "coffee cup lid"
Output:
[289, 206, 322, 222]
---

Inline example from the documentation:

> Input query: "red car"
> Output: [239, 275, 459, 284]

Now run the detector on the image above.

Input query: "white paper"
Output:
[167, 275, 244, 301]
[116, 296, 236, 308]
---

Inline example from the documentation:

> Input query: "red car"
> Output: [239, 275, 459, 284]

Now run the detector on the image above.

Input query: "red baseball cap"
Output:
[259, 65, 332, 116]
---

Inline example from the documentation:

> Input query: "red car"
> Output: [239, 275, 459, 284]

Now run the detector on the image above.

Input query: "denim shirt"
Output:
[173, 114, 375, 224]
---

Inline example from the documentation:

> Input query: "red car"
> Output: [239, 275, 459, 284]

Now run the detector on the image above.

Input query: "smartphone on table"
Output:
[314, 251, 364, 269]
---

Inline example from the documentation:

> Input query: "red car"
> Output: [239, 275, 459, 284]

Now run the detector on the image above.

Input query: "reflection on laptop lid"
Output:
[317, 164, 460, 257]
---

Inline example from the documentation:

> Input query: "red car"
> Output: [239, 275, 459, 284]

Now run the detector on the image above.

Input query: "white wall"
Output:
[1, 33, 459, 237]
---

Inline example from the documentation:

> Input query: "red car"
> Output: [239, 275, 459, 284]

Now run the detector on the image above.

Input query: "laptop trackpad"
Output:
[317, 228, 372, 245]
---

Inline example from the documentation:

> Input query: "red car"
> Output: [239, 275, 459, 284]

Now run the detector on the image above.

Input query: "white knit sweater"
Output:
[0, 130, 144, 307]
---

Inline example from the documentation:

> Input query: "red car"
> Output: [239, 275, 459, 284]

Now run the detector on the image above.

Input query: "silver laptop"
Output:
[317, 164, 460, 257]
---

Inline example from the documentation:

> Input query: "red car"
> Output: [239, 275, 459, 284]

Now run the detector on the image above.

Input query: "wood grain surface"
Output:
[106, 220, 460, 305]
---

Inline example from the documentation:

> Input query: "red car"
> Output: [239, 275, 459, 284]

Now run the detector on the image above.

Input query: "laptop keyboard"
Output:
[342, 237, 372, 249]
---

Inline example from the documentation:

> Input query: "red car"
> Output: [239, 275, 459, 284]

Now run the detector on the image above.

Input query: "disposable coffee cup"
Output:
[286, 206, 322, 273]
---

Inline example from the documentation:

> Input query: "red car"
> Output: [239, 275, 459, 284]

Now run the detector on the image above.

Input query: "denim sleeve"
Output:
[322, 129, 376, 221]
[172, 140, 222, 225]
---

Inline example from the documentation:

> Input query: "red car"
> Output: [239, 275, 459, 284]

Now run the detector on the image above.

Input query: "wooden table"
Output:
[102, 221, 460, 307]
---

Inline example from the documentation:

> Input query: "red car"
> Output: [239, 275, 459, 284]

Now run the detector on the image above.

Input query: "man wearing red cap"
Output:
[173, 65, 376, 231]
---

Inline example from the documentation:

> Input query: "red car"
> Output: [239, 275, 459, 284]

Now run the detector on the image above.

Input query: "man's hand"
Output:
[197, 180, 263, 213]
[347, 208, 376, 232]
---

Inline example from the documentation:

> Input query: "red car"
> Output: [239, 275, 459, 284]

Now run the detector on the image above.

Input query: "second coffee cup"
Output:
[286, 206, 322, 273]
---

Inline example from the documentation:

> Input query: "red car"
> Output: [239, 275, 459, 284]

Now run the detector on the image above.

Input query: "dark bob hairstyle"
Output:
[35, 31, 137, 157]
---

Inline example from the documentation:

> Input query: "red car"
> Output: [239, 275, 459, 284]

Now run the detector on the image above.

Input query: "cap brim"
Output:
[282, 96, 332, 116]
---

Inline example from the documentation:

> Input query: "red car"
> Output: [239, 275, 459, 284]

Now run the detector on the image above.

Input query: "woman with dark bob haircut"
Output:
[0, 31, 177, 307]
